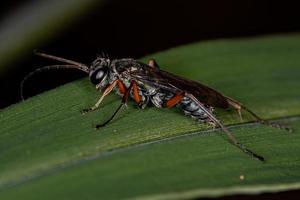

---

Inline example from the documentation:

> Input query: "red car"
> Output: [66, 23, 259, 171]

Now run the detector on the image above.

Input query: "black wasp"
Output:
[21, 52, 292, 161]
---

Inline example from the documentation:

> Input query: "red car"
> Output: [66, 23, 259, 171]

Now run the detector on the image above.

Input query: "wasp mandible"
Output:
[21, 52, 292, 161]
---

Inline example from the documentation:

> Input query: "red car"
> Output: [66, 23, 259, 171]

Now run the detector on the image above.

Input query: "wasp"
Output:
[21, 52, 292, 161]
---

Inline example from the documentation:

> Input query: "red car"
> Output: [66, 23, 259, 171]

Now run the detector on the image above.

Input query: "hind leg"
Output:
[225, 96, 244, 121]
[225, 96, 292, 132]
[147, 59, 160, 68]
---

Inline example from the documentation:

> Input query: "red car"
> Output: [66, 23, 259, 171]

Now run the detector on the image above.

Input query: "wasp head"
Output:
[89, 58, 111, 88]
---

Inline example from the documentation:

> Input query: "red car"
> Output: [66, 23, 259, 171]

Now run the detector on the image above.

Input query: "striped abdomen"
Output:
[178, 96, 213, 122]
[150, 91, 213, 122]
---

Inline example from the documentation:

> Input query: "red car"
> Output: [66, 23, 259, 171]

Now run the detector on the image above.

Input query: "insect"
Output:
[21, 52, 292, 161]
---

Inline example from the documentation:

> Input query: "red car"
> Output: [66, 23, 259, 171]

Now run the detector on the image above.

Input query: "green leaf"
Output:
[1, 34, 300, 199]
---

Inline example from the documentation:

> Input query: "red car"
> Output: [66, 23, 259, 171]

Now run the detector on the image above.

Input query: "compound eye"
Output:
[90, 68, 107, 85]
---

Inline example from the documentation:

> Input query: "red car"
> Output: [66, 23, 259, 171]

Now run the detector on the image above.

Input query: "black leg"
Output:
[186, 93, 265, 162]
[95, 104, 124, 129]
[95, 81, 134, 129]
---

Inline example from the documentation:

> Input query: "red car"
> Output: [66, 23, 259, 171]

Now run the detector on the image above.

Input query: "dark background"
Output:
[1, 0, 300, 109]
[0, 1, 300, 199]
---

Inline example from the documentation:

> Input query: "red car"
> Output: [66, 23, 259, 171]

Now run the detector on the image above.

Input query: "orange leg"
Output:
[225, 95, 292, 132]
[117, 80, 126, 94]
[96, 80, 141, 128]
[132, 80, 143, 107]
[148, 59, 160, 68]
[164, 92, 185, 108]
[225, 96, 243, 120]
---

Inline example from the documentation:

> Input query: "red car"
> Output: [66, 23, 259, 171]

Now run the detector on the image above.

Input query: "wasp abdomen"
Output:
[178, 96, 213, 122]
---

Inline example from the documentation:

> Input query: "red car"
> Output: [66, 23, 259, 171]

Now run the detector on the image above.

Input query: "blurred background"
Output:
[0, 0, 300, 110]
[0, 1, 300, 199]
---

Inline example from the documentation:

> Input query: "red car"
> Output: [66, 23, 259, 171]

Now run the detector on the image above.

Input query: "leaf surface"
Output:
[0, 34, 300, 199]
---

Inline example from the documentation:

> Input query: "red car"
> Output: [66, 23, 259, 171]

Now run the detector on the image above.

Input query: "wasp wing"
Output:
[130, 63, 229, 108]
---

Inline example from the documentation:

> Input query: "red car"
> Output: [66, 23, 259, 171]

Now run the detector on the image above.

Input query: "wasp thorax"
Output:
[89, 58, 110, 85]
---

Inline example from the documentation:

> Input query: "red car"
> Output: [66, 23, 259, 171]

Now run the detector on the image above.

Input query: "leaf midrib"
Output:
[1, 115, 298, 192]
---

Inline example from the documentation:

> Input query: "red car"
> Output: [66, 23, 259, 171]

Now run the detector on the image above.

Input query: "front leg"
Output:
[81, 80, 126, 115]
[95, 80, 139, 128]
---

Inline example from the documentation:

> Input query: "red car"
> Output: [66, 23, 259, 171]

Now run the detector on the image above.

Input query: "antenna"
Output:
[34, 51, 89, 71]
[21, 52, 90, 100]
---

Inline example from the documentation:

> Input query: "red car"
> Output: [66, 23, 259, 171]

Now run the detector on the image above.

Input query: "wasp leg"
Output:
[116, 79, 126, 95]
[148, 59, 160, 69]
[225, 96, 292, 132]
[81, 80, 117, 115]
[95, 80, 136, 129]
[132, 80, 143, 108]
[225, 96, 243, 121]
[81, 80, 125, 115]
[163, 92, 185, 108]
[186, 93, 265, 161]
